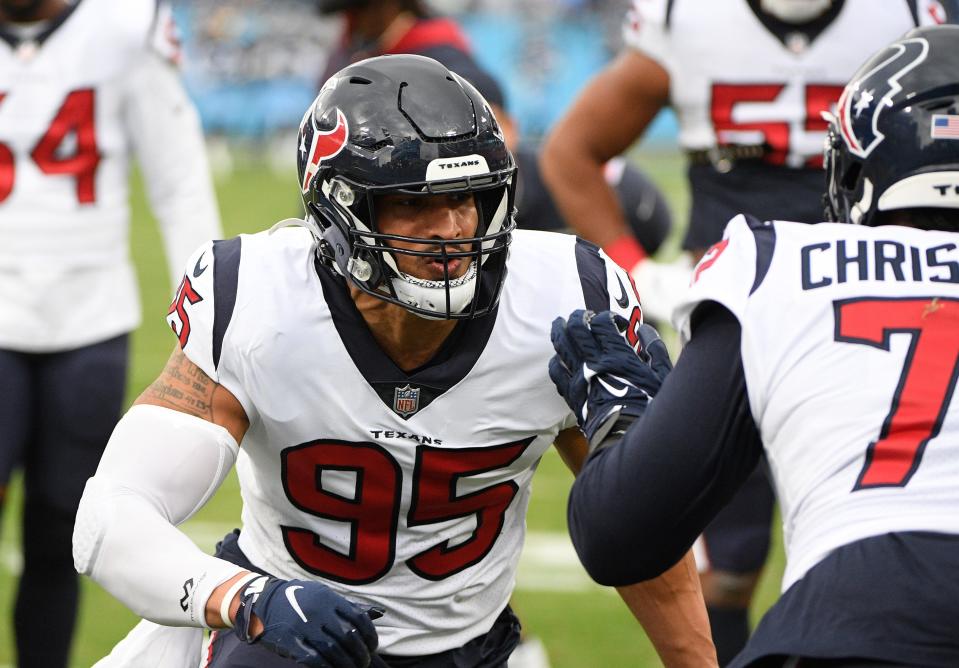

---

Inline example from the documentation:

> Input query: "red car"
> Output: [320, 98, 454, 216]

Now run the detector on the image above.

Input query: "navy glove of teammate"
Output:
[549, 309, 673, 452]
[234, 575, 382, 667]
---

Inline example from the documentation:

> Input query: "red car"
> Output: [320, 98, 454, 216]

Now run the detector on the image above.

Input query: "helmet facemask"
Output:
[308, 168, 516, 320]
[823, 122, 870, 225]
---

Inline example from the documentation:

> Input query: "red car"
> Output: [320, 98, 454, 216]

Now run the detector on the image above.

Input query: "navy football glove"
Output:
[549, 309, 672, 452]
[234, 575, 381, 668]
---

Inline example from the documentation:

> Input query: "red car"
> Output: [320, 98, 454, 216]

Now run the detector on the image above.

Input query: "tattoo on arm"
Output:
[136, 347, 221, 422]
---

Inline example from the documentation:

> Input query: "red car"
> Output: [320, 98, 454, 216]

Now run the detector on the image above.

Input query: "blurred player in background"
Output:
[540, 0, 945, 662]
[75, 54, 716, 668]
[318, 0, 675, 254]
[0, 0, 221, 665]
[555, 23, 959, 667]
[470, 69, 673, 255]
[318, 0, 473, 84]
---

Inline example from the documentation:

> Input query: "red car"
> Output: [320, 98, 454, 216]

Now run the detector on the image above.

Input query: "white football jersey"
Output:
[623, 0, 941, 166]
[167, 227, 642, 655]
[674, 216, 959, 591]
[0, 0, 220, 351]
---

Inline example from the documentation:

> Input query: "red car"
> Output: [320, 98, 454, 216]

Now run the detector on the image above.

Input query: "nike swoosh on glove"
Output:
[549, 309, 672, 452]
[234, 575, 381, 668]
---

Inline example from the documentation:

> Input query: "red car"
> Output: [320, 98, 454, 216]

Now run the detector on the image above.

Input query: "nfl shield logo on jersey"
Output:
[393, 385, 421, 418]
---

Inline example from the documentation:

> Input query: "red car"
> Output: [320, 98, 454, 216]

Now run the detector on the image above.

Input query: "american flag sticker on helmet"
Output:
[931, 114, 959, 139]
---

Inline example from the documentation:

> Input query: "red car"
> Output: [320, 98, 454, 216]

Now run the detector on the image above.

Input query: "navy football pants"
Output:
[0, 335, 128, 668]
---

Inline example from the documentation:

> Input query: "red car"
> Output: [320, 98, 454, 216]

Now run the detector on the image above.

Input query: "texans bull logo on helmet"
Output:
[837, 37, 928, 159]
[299, 108, 349, 194]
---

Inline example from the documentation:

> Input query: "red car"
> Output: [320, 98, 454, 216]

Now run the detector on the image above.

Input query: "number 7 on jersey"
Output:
[834, 297, 959, 490]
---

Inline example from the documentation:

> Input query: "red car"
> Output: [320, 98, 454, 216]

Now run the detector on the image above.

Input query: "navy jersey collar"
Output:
[314, 258, 499, 419]
[0, 0, 84, 50]
[745, 0, 845, 51]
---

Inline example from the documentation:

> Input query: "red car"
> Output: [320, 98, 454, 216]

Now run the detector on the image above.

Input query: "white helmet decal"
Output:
[837, 38, 928, 159]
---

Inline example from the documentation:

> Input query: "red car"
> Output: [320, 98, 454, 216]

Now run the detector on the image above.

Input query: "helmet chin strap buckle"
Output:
[348, 257, 373, 281]
[334, 182, 355, 207]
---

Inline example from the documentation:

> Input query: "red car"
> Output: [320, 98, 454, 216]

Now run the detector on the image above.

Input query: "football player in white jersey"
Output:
[539, 1, 945, 661]
[0, 0, 220, 665]
[552, 24, 959, 667]
[73, 54, 716, 667]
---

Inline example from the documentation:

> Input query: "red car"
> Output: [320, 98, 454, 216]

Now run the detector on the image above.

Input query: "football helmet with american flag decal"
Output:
[824, 24, 959, 227]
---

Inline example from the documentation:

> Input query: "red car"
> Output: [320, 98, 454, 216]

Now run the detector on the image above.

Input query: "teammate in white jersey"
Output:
[73, 54, 716, 667]
[539, 1, 945, 660]
[0, 0, 220, 665]
[552, 24, 959, 667]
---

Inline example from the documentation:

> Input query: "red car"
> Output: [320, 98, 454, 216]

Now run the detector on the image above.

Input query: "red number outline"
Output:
[692, 238, 730, 285]
[0, 88, 101, 204]
[30, 88, 101, 203]
[834, 297, 959, 490]
[0, 93, 13, 202]
[710, 83, 844, 168]
[280, 437, 534, 584]
[281, 440, 402, 585]
[407, 438, 534, 580]
[167, 275, 203, 347]
[711, 83, 788, 164]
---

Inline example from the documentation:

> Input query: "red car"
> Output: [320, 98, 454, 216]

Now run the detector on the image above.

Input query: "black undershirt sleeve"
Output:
[567, 302, 765, 586]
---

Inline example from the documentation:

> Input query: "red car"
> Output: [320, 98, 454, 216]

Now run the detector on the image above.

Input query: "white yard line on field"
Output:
[0, 522, 608, 594]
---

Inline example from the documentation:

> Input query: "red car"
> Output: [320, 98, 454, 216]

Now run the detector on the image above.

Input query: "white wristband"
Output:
[219, 573, 260, 628]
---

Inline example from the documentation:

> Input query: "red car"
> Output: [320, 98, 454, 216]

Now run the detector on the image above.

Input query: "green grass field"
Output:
[0, 150, 785, 667]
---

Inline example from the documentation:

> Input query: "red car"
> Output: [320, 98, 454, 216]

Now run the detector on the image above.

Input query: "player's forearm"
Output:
[554, 426, 589, 474]
[206, 571, 262, 631]
[540, 125, 634, 249]
[540, 50, 667, 252]
[568, 306, 764, 584]
[73, 405, 242, 626]
[76, 486, 245, 626]
[567, 440, 692, 584]
[615, 551, 717, 668]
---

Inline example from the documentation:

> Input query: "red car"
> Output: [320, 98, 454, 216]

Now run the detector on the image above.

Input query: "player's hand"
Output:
[234, 575, 381, 667]
[549, 310, 672, 452]
[630, 254, 693, 325]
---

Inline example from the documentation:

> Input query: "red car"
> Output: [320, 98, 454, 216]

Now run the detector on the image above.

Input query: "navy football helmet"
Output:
[825, 25, 959, 227]
[297, 54, 517, 319]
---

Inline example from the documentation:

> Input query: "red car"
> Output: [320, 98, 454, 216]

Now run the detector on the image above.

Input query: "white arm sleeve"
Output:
[122, 53, 223, 288]
[93, 620, 203, 668]
[73, 405, 245, 627]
